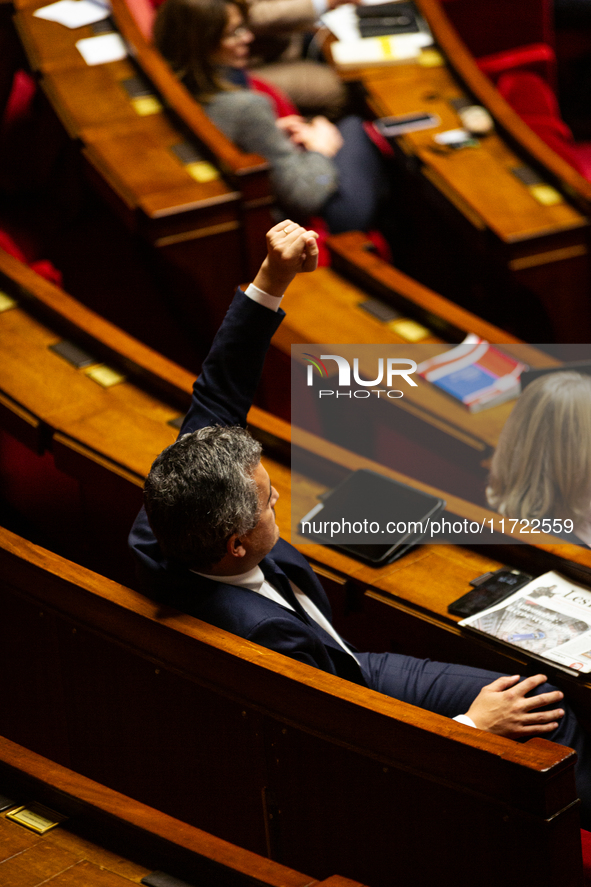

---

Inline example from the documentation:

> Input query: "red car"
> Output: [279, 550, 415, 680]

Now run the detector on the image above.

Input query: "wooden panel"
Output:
[326, 230, 525, 342]
[41, 59, 166, 136]
[0, 525, 584, 887]
[0, 591, 70, 764]
[0, 820, 40, 861]
[0, 734, 349, 887]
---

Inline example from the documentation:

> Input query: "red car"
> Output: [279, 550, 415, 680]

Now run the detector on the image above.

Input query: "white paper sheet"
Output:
[75, 32, 128, 65]
[34, 0, 111, 29]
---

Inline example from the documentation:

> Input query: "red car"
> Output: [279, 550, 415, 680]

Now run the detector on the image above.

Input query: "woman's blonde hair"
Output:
[154, 0, 248, 99]
[486, 371, 591, 524]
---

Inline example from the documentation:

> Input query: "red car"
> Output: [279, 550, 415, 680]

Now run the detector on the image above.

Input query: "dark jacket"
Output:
[129, 289, 366, 687]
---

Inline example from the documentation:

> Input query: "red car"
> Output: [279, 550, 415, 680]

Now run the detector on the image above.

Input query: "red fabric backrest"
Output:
[476, 43, 556, 87]
[495, 71, 591, 177]
[0, 231, 63, 286]
[496, 70, 562, 119]
[126, 0, 156, 38]
[248, 75, 298, 118]
[581, 830, 591, 886]
[1, 69, 36, 131]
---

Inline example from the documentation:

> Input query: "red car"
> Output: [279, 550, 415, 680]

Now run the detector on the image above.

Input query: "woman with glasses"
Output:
[154, 0, 385, 232]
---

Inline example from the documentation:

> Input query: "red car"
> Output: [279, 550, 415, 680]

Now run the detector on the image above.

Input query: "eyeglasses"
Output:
[221, 24, 251, 42]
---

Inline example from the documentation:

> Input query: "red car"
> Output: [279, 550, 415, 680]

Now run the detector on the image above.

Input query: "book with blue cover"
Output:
[417, 336, 527, 412]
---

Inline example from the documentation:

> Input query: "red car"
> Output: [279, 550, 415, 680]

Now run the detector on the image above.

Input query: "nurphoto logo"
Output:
[304, 353, 418, 399]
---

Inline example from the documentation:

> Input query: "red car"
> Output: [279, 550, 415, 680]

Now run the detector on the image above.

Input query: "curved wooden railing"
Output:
[418, 0, 591, 210]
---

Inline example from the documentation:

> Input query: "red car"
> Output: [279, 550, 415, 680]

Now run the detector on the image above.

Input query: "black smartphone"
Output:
[374, 112, 440, 137]
[448, 569, 533, 618]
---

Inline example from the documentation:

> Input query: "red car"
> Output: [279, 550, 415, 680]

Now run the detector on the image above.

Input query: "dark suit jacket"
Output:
[129, 289, 367, 687]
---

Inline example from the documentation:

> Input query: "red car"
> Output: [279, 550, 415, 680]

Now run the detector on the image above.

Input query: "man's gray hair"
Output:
[144, 425, 263, 571]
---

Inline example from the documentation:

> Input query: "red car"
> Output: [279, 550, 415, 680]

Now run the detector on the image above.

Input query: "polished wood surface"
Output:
[327, 231, 523, 342]
[12, 0, 272, 322]
[420, 0, 591, 207]
[278, 236, 557, 449]
[2, 245, 590, 686]
[0, 734, 359, 887]
[0, 525, 584, 887]
[328, 3, 591, 340]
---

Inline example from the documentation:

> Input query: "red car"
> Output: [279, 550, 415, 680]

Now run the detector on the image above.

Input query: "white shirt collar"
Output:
[193, 564, 265, 593]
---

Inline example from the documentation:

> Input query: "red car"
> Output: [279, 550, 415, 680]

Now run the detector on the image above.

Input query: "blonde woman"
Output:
[487, 371, 591, 544]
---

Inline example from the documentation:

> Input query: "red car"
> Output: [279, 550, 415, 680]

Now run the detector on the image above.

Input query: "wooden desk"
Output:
[329, 1, 591, 341]
[2, 244, 591, 721]
[12, 0, 273, 337]
[265, 231, 561, 510]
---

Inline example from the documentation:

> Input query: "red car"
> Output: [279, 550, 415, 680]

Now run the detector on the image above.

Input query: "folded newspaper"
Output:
[460, 571, 591, 673]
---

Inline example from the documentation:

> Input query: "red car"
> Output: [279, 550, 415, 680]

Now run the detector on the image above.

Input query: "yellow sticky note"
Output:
[0, 291, 17, 312]
[388, 318, 431, 341]
[131, 95, 163, 116]
[419, 48, 445, 67]
[529, 184, 564, 206]
[186, 161, 220, 183]
[85, 365, 125, 387]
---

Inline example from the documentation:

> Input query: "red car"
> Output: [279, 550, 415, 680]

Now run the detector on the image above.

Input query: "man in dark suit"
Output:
[129, 221, 591, 823]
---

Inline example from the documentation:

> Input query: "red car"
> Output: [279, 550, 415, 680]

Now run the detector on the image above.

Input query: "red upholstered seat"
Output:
[476, 43, 557, 90]
[582, 830, 591, 885]
[439, 0, 554, 61]
[0, 230, 62, 286]
[125, 0, 156, 38]
[496, 70, 591, 181]
[1, 69, 36, 131]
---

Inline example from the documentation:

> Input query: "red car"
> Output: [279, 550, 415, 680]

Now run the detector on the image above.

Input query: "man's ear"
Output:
[226, 533, 247, 559]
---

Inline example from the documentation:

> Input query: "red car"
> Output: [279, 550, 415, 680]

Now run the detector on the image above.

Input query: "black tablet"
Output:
[298, 469, 445, 564]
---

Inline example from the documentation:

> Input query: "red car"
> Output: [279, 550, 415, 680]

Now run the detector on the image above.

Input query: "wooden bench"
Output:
[0, 523, 585, 887]
[2, 242, 591, 700]
[0, 733, 365, 887]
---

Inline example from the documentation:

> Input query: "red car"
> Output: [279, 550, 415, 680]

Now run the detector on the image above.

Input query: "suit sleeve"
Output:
[205, 92, 339, 217]
[246, 614, 342, 675]
[179, 288, 285, 434]
[129, 289, 284, 578]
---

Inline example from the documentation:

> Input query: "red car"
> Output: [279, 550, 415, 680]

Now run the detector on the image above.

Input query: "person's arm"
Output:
[286, 116, 344, 157]
[246, 0, 358, 31]
[180, 221, 318, 434]
[205, 91, 339, 216]
[129, 223, 317, 579]
[247, 0, 318, 31]
[463, 674, 565, 740]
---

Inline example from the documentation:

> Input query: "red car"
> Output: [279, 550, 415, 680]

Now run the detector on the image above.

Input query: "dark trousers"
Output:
[357, 651, 591, 829]
[322, 115, 386, 233]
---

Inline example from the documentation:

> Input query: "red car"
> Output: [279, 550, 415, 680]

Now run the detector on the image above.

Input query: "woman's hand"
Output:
[276, 115, 306, 138]
[252, 221, 319, 297]
[287, 116, 343, 157]
[465, 674, 565, 739]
